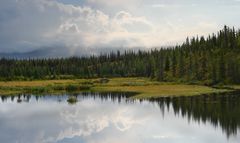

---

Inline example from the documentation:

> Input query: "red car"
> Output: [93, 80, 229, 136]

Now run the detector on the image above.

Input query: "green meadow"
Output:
[0, 77, 230, 99]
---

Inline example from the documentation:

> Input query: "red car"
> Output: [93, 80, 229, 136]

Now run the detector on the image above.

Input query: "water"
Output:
[0, 92, 240, 143]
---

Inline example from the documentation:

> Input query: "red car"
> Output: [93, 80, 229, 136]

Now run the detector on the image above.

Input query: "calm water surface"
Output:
[0, 92, 240, 143]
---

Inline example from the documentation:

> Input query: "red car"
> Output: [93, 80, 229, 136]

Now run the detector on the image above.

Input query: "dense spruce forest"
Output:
[1, 26, 240, 85]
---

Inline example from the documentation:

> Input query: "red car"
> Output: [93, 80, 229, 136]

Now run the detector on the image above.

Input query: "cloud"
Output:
[151, 4, 167, 8]
[0, 0, 227, 57]
[52, 9, 154, 49]
[86, 0, 139, 8]
[151, 4, 197, 8]
[59, 22, 80, 33]
[40, 106, 145, 143]
[0, 0, 157, 56]
[150, 0, 240, 8]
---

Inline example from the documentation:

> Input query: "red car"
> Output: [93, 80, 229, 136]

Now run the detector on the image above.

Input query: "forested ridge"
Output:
[1, 26, 240, 85]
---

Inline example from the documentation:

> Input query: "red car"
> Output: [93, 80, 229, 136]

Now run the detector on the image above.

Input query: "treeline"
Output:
[1, 26, 240, 85]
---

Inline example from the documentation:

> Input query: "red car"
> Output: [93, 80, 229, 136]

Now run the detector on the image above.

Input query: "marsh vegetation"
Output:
[0, 78, 231, 98]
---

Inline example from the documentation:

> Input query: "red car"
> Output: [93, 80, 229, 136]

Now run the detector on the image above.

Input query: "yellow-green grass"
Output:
[0, 79, 89, 95]
[0, 79, 83, 87]
[0, 77, 230, 98]
[0, 89, 21, 95]
[231, 85, 240, 90]
[92, 84, 228, 99]
[0, 77, 163, 90]
[91, 77, 229, 98]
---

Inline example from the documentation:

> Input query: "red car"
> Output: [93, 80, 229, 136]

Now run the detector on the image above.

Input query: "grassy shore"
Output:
[231, 85, 240, 90]
[0, 77, 231, 99]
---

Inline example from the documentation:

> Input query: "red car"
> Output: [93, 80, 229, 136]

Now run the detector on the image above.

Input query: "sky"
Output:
[1, 0, 240, 57]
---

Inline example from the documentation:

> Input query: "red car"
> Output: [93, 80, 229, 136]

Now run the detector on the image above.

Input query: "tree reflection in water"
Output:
[1, 91, 240, 138]
[147, 92, 240, 138]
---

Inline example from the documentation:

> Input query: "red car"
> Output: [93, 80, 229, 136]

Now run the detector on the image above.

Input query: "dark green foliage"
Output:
[24, 87, 50, 94]
[67, 96, 77, 104]
[65, 85, 78, 91]
[0, 26, 240, 85]
[79, 85, 91, 90]
[65, 84, 91, 91]
[52, 85, 65, 91]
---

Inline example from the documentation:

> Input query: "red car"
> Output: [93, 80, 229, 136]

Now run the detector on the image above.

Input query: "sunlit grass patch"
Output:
[92, 84, 229, 99]
[0, 77, 232, 97]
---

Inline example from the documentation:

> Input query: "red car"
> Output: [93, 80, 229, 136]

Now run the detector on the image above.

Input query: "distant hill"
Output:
[0, 47, 82, 58]
[0, 46, 144, 59]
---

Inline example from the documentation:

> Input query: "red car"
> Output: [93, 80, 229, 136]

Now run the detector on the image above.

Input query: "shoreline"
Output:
[0, 77, 236, 99]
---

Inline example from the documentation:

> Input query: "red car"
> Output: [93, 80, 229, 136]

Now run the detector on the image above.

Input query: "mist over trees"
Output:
[1, 26, 240, 85]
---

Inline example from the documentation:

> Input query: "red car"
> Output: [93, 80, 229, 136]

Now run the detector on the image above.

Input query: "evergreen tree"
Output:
[0, 26, 239, 85]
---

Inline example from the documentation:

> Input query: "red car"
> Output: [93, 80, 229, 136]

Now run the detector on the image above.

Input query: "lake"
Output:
[0, 92, 240, 143]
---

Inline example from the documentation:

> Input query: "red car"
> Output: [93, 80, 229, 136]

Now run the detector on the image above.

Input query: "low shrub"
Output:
[67, 96, 77, 104]
[66, 84, 78, 91]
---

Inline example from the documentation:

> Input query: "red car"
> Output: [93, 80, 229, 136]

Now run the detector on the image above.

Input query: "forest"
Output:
[1, 26, 240, 85]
